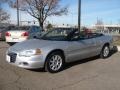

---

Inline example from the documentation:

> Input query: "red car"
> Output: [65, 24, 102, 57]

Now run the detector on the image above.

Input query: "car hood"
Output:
[8, 39, 56, 52]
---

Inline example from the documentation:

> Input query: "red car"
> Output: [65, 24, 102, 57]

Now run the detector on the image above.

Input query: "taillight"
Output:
[21, 32, 29, 37]
[6, 32, 11, 37]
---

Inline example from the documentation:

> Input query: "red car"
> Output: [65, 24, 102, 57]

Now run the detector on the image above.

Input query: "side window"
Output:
[33, 26, 37, 33]
[30, 27, 34, 33]
[33, 26, 41, 33]
[79, 32, 91, 40]
[79, 33, 87, 40]
[71, 31, 80, 41]
[31, 26, 38, 33]
[79, 33, 99, 39]
[86, 33, 93, 39]
[36, 27, 41, 32]
[70, 31, 97, 41]
[34, 27, 37, 33]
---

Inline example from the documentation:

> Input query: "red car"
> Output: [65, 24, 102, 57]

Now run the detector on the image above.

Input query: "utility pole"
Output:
[17, 0, 19, 26]
[78, 0, 81, 33]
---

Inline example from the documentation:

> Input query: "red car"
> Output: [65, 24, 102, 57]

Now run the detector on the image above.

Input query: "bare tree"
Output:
[46, 23, 53, 30]
[0, 0, 9, 7]
[96, 19, 104, 25]
[0, 0, 8, 4]
[95, 19, 104, 30]
[0, 8, 10, 23]
[10, 0, 68, 30]
[0, 0, 10, 23]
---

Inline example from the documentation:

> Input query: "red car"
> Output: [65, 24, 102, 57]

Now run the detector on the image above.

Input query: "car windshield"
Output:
[41, 29, 74, 41]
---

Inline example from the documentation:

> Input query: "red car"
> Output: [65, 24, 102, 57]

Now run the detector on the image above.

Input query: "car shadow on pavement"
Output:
[64, 56, 100, 71]
[28, 67, 46, 72]
[109, 46, 118, 56]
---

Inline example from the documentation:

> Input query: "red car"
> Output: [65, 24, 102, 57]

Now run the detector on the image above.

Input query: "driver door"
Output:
[67, 33, 96, 62]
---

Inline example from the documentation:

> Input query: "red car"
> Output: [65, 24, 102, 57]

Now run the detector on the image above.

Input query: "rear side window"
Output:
[35, 26, 41, 32]
[88, 33, 103, 38]
[30, 26, 40, 33]
[36, 27, 41, 32]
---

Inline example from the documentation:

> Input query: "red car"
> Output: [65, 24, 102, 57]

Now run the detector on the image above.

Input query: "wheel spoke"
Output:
[52, 56, 56, 60]
[50, 60, 54, 64]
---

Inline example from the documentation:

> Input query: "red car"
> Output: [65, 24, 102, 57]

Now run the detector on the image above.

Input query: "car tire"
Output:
[100, 45, 110, 59]
[45, 51, 65, 73]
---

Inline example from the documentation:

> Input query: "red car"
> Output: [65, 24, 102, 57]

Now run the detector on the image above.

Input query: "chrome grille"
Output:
[8, 52, 17, 63]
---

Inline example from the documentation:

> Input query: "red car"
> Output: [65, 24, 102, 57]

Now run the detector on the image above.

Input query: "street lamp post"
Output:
[78, 0, 81, 33]
[17, 0, 19, 26]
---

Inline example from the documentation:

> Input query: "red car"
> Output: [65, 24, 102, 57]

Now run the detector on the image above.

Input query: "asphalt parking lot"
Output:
[0, 41, 120, 90]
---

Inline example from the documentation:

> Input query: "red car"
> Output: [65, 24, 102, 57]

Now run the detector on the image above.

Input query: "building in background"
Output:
[93, 24, 120, 35]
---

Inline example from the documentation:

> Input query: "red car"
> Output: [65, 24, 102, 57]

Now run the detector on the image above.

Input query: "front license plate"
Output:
[7, 55, 10, 63]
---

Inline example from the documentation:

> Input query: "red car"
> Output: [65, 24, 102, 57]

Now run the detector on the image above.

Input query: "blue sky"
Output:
[2, 0, 120, 26]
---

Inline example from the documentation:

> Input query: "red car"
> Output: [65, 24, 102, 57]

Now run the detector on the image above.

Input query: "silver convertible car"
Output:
[6, 29, 113, 73]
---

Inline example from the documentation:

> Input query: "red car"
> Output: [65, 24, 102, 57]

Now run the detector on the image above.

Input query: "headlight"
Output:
[19, 49, 42, 57]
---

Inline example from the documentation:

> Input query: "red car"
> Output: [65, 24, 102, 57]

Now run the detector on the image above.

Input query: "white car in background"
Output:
[5, 26, 42, 45]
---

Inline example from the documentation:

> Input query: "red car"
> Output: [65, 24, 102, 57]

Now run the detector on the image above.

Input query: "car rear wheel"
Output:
[45, 51, 65, 73]
[100, 45, 110, 59]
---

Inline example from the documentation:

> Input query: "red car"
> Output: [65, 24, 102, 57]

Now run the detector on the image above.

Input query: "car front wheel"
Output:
[45, 51, 65, 73]
[100, 45, 110, 59]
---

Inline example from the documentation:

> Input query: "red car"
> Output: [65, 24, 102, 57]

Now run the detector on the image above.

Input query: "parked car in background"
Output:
[6, 29, 113, 73]
[5, 26, 42, 45]
[0, 26, 6, 40]
[0, 26, 14, 41]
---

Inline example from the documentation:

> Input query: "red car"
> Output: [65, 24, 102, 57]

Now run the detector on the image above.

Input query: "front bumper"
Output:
[6, 53, 45, 69]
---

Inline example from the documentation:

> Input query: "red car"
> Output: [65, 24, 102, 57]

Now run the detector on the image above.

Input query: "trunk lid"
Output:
[7, 30, 28, 38]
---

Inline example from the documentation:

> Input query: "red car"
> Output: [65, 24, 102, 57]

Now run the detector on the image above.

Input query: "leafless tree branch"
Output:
[9, 0, 68, 29]
[0, 8, 10, 23]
